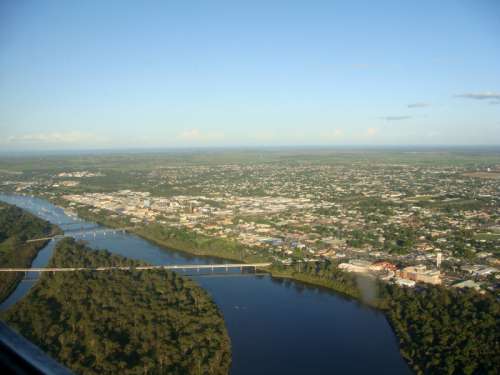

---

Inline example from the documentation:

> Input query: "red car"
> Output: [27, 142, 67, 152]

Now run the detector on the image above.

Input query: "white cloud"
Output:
[379, 116, 412, 121]
[408, 102, 430, 108]
[455, 92, 500, 101]
[176, 129, 224, 142]
[5, 131, 107, 145]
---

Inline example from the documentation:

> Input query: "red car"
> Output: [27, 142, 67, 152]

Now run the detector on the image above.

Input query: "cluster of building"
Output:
[56, 171, 104, 178]
[60, 179, 499, 291]
[57, 171, 104, 178]
[338, 259, 441, 287]
[2, 158, 499, 294]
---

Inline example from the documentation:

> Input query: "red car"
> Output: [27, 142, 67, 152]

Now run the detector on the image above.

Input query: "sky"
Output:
[1, 0, 499, 150]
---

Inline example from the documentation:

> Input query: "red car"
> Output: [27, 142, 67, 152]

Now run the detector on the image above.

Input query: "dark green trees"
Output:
[0, 202, 59, 302]
[385, 285, 499, 375]
[2, 238, 231, 374]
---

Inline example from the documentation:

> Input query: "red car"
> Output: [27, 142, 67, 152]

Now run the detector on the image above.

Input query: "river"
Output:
[0, 194, 411, 374]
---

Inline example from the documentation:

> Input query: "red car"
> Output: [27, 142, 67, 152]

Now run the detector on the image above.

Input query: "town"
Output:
[2, 152, 499, 295]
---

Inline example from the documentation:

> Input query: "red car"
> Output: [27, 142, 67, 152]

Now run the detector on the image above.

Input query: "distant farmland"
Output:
[463, 172, 500, 179]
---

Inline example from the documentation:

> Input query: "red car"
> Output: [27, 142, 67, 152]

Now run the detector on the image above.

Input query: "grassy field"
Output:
[473, 232, 500, 241]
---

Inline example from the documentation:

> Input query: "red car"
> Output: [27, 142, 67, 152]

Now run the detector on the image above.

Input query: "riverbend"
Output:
[0, 194, 411, 375]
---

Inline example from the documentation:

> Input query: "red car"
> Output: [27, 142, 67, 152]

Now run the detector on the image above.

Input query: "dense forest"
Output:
[0, 202, 59, 302]
[281, 261, 499, 374]
[2, 238, 231, 375]
[384, 284, 499, 375]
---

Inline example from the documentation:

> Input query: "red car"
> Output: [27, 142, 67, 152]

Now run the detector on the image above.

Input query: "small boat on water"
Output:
[63, 208, 77, 218]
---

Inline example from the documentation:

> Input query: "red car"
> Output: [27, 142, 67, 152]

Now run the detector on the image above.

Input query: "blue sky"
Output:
[1, 0, 499, 149]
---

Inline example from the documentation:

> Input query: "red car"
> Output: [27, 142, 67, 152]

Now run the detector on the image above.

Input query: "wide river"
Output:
[0, 194, 411, 374]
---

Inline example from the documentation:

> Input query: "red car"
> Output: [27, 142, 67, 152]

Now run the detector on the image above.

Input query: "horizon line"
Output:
[1, 144, 500, 157]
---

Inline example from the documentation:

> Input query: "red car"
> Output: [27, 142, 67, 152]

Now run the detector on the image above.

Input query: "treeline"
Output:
[0, 202, 59, 302]
[0, 202, 56, 242]
[136, 224, 244, 258]
[270, 261, 362, 300]
[2, 238, 231, 375]
[281, 260, 499, 374]
[37, 199, 500, 373]
[56, 201, 269, 264]
[383, 284, 499, 375]
[134, 224, 270, 264]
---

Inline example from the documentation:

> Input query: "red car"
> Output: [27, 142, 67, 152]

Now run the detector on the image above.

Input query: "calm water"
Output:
[0, 194, 411, 374]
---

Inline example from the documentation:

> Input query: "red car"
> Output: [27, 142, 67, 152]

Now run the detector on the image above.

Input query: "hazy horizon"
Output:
[1, 144, 500, 158]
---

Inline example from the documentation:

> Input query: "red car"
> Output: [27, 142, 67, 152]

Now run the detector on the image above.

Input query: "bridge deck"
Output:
[25, 227, 135, 243]
[0, 263, 272, 272]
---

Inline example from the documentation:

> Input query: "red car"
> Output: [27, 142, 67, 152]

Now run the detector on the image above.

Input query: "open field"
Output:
[463, 172, 500, 180]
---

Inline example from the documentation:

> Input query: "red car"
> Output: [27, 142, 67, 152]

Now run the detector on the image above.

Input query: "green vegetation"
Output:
[384, 285, 499, 375]
[0, 202, 59, 302]
[28, 200, 500, 374]
[54, 202, 500, 373]
[269, 261, 362, 300]
[2, 238, 231, 375]
[2, 147, 499, 373]
[416, 198, 486, 212]
[382, 224, 417, 254]
[473, 232, 500, 241]
[134, 224, 270, 263]
[3, 196, 499, 374]
[53, 202, 272, 264]
[2, 148, 500, 199]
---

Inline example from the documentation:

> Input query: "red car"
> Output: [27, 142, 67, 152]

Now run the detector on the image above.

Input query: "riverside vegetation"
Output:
[2, 238, 231, 375]
[17, 198, 500, 374]
[75, 208, 500, 373]
[0, 202, 59, 302]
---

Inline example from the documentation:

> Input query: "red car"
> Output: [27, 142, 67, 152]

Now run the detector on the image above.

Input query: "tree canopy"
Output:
[0, 202, 59, 302]
[2, 238, 231, 375]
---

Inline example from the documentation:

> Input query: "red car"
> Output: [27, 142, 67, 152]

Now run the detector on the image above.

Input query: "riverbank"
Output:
[47, 199, 385, 310]
[2, 237, 232, 374]
[34, 197, 404, 308]
[0, 239, 50, 304]
[21, 195, 500, 374]
[0, 201, 60, 303]
[50, 197, 275, 263]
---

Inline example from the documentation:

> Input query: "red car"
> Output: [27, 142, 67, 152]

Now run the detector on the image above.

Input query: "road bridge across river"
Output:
[25, 227, 136, 243]
[0, 263, 272, 273]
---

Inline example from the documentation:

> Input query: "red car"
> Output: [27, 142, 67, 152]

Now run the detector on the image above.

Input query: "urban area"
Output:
[3, 153, 499, 295]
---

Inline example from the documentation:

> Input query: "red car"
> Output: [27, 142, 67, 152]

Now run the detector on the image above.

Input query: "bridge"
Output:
[57, 221, 89, 226]
[0, 263, 272, 273]
[25, 227, 135, 243]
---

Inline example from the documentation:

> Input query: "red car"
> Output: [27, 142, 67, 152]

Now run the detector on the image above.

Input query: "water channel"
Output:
[0, 194, 411, 374]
